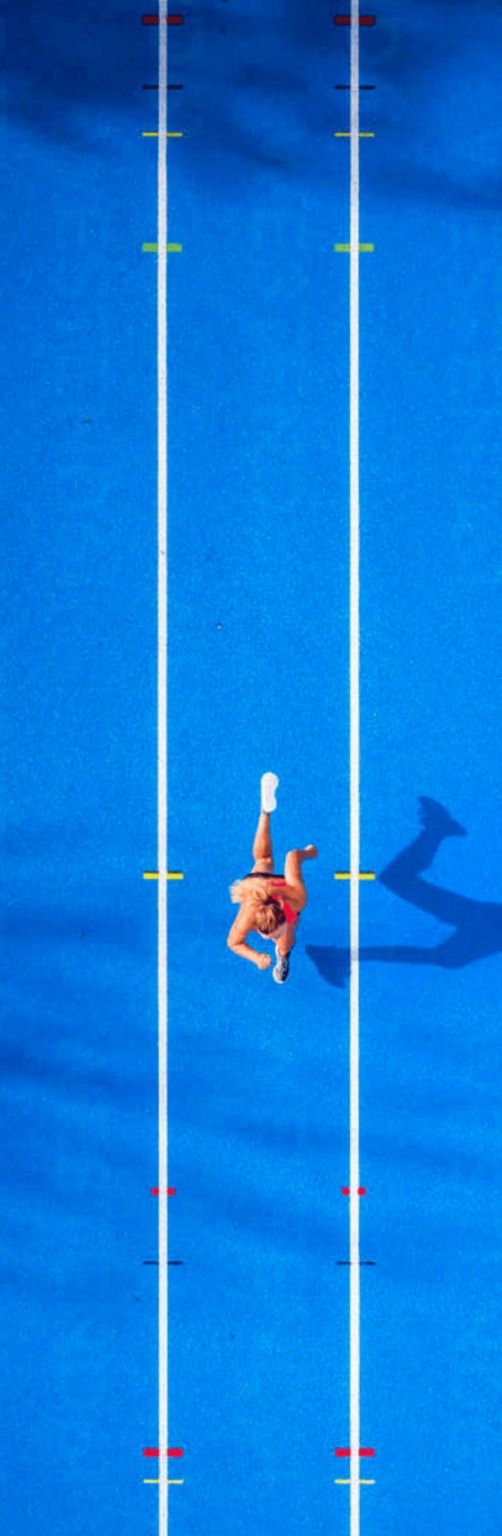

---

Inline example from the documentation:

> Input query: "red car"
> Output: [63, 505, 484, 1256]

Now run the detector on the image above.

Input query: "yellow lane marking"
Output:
[335, 873, 375, 880]
[143, 872, 184, 880]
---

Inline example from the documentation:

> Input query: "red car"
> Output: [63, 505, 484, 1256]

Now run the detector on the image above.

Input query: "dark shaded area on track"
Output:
[2, 0, 501, 221]
[308, 798, 502, 985]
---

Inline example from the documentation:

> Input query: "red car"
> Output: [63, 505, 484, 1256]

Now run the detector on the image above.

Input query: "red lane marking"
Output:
[142, 13, 184, 22]
[335, 14, 376, 23]
[341, 1187, 366, 1195]
[143, 1449, 184, 1458]
[151, 1187, 176, 1195]
[335, 1449, 375, 1457]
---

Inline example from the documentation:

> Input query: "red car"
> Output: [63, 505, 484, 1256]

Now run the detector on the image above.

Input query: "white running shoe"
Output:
[261, 772, 279, 813]
[273, 946, 290, 984]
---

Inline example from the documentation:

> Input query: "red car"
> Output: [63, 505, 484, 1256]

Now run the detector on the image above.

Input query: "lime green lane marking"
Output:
[334, 131, 375, 137]
[335, 244, 374, 252]
[142, 244, 183, 252]
[142, 131, 184, 137]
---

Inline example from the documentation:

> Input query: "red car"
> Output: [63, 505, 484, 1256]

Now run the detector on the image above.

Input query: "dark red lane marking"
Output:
[142, 13, 184, 22]
[335, 84, 375, 89]
[151, 1187, 176, 1195]
[335, 14, 376, 24]
[143, 1448, 184, 1458]
[341, 1187, 366, 1195]
[143, 84, 184, 89]
[143, 1260, 183, 1265]
[337, 1260, 375, 1265]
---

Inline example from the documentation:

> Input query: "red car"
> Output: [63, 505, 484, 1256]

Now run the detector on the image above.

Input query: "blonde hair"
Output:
[229, 878, 284, 937]
[255, 900, 283, 935]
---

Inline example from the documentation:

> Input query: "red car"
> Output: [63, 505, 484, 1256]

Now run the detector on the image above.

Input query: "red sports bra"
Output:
[262, 877, 298, 926]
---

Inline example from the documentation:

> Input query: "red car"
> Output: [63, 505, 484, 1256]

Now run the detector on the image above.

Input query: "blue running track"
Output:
[2, 2, 502, 1533]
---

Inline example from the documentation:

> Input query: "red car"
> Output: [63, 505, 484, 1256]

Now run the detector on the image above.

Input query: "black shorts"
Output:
[243, 872, 280, 881]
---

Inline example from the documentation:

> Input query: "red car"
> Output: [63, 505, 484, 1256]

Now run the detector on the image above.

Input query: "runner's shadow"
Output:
[306, 798, 502, 988]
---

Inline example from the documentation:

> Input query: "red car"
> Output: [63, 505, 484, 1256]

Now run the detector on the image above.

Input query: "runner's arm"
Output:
[227, 913, 263, 966]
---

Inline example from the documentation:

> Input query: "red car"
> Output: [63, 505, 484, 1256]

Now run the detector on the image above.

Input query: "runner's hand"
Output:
[256, 953, 272, 970]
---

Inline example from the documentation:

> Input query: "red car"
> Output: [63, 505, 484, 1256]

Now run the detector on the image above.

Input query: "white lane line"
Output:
[349, 5, 361, 1536]
[158, 9, 168, 1536]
